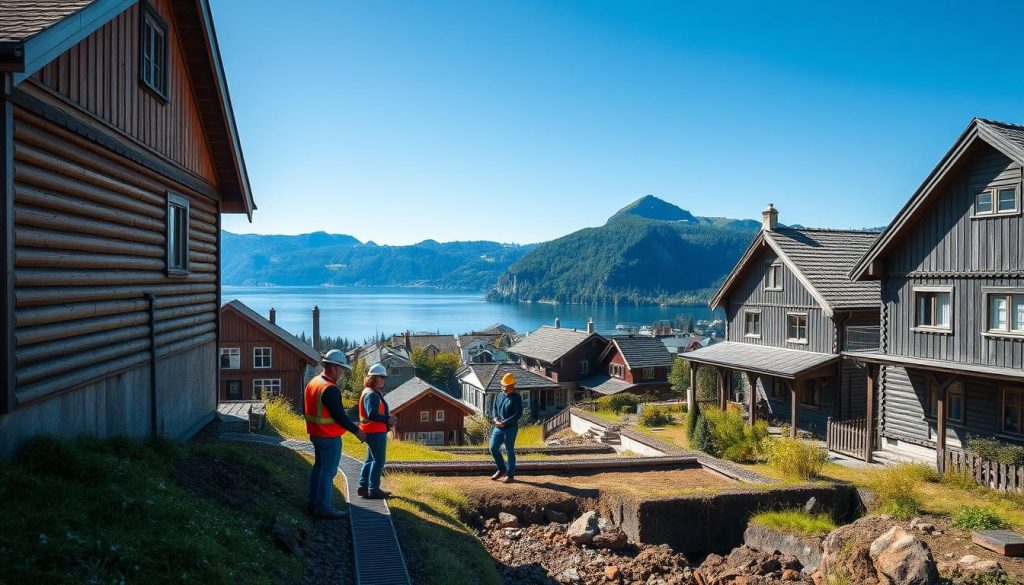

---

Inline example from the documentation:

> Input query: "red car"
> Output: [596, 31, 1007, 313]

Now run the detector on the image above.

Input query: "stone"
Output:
[820, 515, 894, 584]
[497, 512, 519, 529]
[557, 567, 581, 583]
[781, 568, 800, 581]
[756, 558, 781, 575]
[810, 570, 822, 585]
[605, 565, 621, 581]
[546, 509, 570, 524]
[504, 528, 522, 540]
[598, 517, 614, 531]
[726, 546, 767, 570]
[957, 555, 1004, 576]
[744, 521, 823, 572]
[593, 529, 628, 550]
[909, 518, 936, 534]
[868, 526, 939, 585]
[568, 511, 600, 545]
[804, 497, 818, 514]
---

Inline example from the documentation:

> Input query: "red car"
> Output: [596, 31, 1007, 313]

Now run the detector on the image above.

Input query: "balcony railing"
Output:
[845, 325, 880, 351]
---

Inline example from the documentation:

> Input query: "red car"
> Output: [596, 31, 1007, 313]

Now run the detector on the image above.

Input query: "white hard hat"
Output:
[322, 349, 352, 369]
[368, 363, 388, 377]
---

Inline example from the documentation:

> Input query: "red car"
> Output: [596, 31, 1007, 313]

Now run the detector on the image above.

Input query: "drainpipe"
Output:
[145, 293, 158, 436]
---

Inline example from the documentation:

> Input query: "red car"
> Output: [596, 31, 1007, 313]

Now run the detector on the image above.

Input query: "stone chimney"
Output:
[312, 305, 320, 351]
[554, 317, 561, 329]
[269, 307, 276, 325]
[762, 203, 778, 231]
[404, 330, 411, 351]
[587, 318, 594, 335]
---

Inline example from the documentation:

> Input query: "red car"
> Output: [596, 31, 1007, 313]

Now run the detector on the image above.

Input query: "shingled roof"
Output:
[392, 333, 459, 355]
[222, 300, 320, 365]
[507, 326, 601, 364]
[0, 0, 96, 43]
[605, 335, 674, 369]
[386, 377, 474, 414]
[460, 363, 559, 392]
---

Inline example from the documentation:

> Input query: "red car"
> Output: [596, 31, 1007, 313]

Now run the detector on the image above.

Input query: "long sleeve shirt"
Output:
[361, 389, 391, 426]
[491, 391, 523, 427]
[320, 383, 362, 435]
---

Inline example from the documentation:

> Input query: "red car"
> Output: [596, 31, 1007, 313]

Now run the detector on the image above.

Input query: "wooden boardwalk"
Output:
[217, 401, 267, 432]
[220, 433, 411, 585]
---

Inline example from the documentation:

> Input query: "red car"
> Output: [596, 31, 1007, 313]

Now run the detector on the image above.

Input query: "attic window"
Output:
[139, 3, 168, 100]
[974, 185, 1019, 217]
[765, 262, 783, 290]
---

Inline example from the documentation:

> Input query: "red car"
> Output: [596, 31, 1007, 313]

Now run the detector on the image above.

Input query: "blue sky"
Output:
[213, 1, 1024, 245]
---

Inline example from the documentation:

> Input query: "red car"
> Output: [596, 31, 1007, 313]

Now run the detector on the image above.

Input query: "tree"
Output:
[696, 365, 719, 402]
[668, 357, 689, 396]
[410, 349, 462, 390]
[345, 358, 367, 396]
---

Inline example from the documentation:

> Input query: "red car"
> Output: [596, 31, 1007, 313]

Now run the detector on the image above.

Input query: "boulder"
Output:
[744, 521, 824, 572]
[804, 497, 819, 514]
[868, 526, 939, 585]
[781, 568, 800, 581]
[497, 512, 520, 528]
[957, 555, 1004, 577]
[568, 511, 600, 545]
[546, 509, 570, 524]
[593, 529, 628, 550]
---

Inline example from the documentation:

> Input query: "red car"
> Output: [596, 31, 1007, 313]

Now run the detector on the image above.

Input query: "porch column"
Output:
[864, 364, 876, 463]
[717, 367, 727, 411]
[687, 361, 697, 412]
[788, 377, 799, 438]
[745, 372, 758, 425]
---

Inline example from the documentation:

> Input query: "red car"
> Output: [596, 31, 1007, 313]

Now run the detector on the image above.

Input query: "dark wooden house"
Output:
[683, 206, 880, 438]
[219, 301, 319, 408]
[388, 377, 475, 446]
[579, 334, 675, 398]
[348, 342, 416, 393]
[392, 332, 459, 358]
[457, 362, 564, 421]
[847, 118, 1024, 469]
[508, 321, 608, 404]
[0, 0, 254, 456]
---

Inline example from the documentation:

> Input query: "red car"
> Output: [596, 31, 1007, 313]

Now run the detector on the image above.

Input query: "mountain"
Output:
[487, 195, 760, 305]
[222, 232, 534, 289]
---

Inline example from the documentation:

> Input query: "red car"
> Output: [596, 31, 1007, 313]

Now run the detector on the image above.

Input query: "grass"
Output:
[952, 506, 1011, 530]
[765, 437, 829, 480]
[0, 435, 324, 585]
[750, 509, 837, 535]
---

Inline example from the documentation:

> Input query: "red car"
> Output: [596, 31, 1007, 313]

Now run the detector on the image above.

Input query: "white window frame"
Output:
[435, 409, 445, 422]
[983, 288, 1024, 338]
[642, 367, 655, 380]
[972, 183, 1021, 218]
[743, 310, 762, 338]
[609, 363, 624, 378]
[765, 262, 783, 291]
[252, 378, 281, 399]
[786, 313, 809, 344]
[579, 360, 590, 375]
[219, 347, 240, 369]
[911, 286, 954, 333]
[253, 347, 272, 369]
[420, 410, 429, 423]
[927, 380, 965, 425]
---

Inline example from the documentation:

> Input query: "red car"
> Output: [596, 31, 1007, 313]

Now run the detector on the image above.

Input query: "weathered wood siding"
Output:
[394, 393, 468, 445]
[761, 376, 836, 436]
[725, 247, 834, 353]
[219, 307, 312, 409]
[838, 311, 878, 419]
[30, 1, 217, 183]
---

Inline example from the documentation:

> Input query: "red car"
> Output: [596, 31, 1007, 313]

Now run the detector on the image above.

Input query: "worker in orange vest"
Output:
[357, 363, 397, 499]
[304, 349, 366, 519]
[489, 372, 523, 483]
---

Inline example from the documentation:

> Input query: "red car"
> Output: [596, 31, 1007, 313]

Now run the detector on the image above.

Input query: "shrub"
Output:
[703, 407, 769, 463]
[865, 463, 925, 519]
[639, 406, 674, 427]
[940, 468, 978, 491]
[766, 437, 829, 480]
[952, 506, 1010, 531]
[751, 509, 836, 535]
[691, 413, 716, 455]
[265, 396, 306, 440]
[966, 435, 1024, 466]
[607, 392, 643, 414]
[685, 400, 700, 437]
[463, 415, 491, 445]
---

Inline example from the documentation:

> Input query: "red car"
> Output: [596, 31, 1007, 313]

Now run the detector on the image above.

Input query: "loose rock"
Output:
[868, 526, 938, 585]
[497, 512, 520, 529]
[568, 511, 600, 545]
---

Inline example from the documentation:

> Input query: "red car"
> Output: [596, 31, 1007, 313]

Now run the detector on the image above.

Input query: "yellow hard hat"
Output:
[500, 373, 516, 386]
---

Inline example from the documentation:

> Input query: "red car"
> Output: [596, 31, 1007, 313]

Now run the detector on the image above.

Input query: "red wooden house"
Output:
[508, 321, 608, 403]
[387, 377, 474, 445]
[219, 301, 319, 409]
[579, 335, 674, 397]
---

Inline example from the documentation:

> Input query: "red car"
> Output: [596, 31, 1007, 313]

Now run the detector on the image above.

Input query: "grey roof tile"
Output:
[223, 300, 320, 364]
[765, 228, 881, 310]
[578, 375, 666, 396]
[0, 0, 96, 43]
[507, 326, 599, 363]
[610, 335, 674, 369]
[461, 363, 559, 392]
[391, 333, 459, 355]
[684, 341, 838, 378]
[980, 118, 1024, 151]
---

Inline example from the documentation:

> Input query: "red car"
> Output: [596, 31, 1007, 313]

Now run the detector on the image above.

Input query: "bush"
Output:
[865, 463, 925, 519]
[606, 393, 643, 414]
[766, 437, 829, 480]
[940, 468, 978, 491]
[952, 506, 1010, 531]
[751, 509, 836, 535]
[639, 406, 674, 427]
[966, 435, 1024, 466]
[685, 400, 700, 437]
[703, 407, 769, 463]
[463, 415, 491, 445]
[265, 396, 306, 440]
[691, 413, 716, 454]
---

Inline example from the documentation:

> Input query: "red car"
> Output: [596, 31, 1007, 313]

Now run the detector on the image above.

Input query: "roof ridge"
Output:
[774, 227, 881, 234]
[977, 117, 1024, 131]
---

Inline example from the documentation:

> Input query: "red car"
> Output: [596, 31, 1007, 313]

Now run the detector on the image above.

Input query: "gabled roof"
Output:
[0, 0, 254, 218]
[222, 300, 319, 365]
[457, 333, 501, 348]
[482, 323, 516, 334]
[507, 326, 603, 364]
[387, 377, 475, 415]
[458, 363, 559, 392]
[851, 118, 1024, 280]
[711, 227, 880, 317]
[602, 335, 674, 369]
[392, 333, 459, 355]
[352, 344, 412, 368]
[683, 341, 839, 380]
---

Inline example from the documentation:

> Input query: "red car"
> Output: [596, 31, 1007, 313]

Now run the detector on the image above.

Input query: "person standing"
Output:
[489, 372, 522, 483]
[358, 363, 397, 499]
[304, 349, 366, 520]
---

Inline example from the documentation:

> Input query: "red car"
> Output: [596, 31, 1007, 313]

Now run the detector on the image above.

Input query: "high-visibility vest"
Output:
[304, 375, 346, 438]
[358, 388, 389, 434]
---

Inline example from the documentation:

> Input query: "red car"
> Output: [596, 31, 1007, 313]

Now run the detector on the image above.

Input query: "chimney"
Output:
[587, 318, 594, 335]
[554, 317, 560, 329]
[762, 203, 779, 231]
[404, 330, 411, 351]
[312, 305, 320, 351]
[269, 307, 276, 325]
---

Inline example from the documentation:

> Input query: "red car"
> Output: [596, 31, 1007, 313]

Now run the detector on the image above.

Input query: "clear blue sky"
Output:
[212, 0, 1024, 245]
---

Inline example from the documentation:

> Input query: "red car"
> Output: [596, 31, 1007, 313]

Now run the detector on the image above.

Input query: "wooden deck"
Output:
[217, 401, 267, 432]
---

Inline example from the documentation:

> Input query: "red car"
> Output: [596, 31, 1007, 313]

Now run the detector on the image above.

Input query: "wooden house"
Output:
[683, 206, 880, 438]
[847, 118, 1024, 469]
[457, 363, 564, 421]
[388, 377, 474, 446]
[457, 332, 514, 364]
[578, 334, 674, 398]
[508, 321, 608, 404]
[219, 301, 319, 409]
[348, 342, 415, 392]
[392, 331, 459, 358]
[0, 0, 253, 456]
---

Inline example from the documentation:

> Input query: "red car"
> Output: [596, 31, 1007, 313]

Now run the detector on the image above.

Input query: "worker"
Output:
[304, 349, 366, 520]
[358, 363, 397, 499]
[489, 372, 522, 483]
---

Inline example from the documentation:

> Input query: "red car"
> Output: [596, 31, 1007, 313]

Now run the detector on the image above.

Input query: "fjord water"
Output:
[222, 286, 718, 341]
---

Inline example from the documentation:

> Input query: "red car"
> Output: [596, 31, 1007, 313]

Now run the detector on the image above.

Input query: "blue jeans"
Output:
[489, 425, 518, 477]
[359, 432, 388, 492]
[308, 435, 342, 512]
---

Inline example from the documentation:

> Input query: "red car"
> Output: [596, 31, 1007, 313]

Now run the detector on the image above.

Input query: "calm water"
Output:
[221, 286, 721, 342]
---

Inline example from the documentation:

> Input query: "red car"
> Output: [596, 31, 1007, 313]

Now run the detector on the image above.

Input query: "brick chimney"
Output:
[554, 317, 560, 329]
[762, 203, 778, 231]
[312, 305, 320, 351]
[269, 307, 276, 325]
[404, 330, 411, 351]
[587, 318, 594, 335]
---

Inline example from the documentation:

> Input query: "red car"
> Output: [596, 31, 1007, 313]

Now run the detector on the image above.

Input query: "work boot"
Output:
[490, 470, 505, 481]
[311, 508, 348, 520]
[357, 486, 368, 497]
[365, 489, 390, 499]
[502, 476, 516, 484]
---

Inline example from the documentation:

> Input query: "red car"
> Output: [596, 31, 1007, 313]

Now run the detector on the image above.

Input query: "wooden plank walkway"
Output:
[219, 433, 412, 585]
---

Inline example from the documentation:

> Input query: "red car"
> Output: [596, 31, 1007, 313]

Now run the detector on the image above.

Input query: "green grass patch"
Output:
[0, 435, 318, 585]
[952, 506, 1010, 531]
[751, 509, 837, 535]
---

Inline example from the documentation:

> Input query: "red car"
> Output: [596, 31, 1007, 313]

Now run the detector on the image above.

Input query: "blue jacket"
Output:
[492, 391, 523, 428]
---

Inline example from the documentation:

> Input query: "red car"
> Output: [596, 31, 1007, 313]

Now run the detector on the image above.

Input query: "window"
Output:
[928, 381, 964, 424]
[224, 380, 242, 401]
[986, 291, 1024, 335]
[219, 348, 240, 369]
[420, 411, 429, 423]
[1003, 388, 1023, 435]
[579, 360, 590, 375]
[786, 313, 808, 344]
[642, 367, 655, 380]
[768, 379, 785, 399]
[765, 262, 783, 290]
[435, 410, 445, 422]
[253, 347, 272, 369]
[800, 382, 821, 407]
[166, 193, 189, 275]
[743, 311, 761, 337]
[913, 288, 952, 330]
[252, 379, 281, 399]
[139, 3, 168, 98]
[610, 363, 624, 378]
[974, 185, 1019, 216]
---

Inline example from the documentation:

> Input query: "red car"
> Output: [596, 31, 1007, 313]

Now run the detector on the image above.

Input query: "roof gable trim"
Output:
[390, 386, 475, 415]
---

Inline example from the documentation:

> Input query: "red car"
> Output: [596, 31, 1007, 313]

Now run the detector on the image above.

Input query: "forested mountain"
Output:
[222, 231, 533, 289]
[486, 195, 760, 305]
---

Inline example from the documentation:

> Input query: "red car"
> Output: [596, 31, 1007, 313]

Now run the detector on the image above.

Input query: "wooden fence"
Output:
[542, 406, 572, 439]
[826, 417, 871, 460]
[945, 449, 1024, 494]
